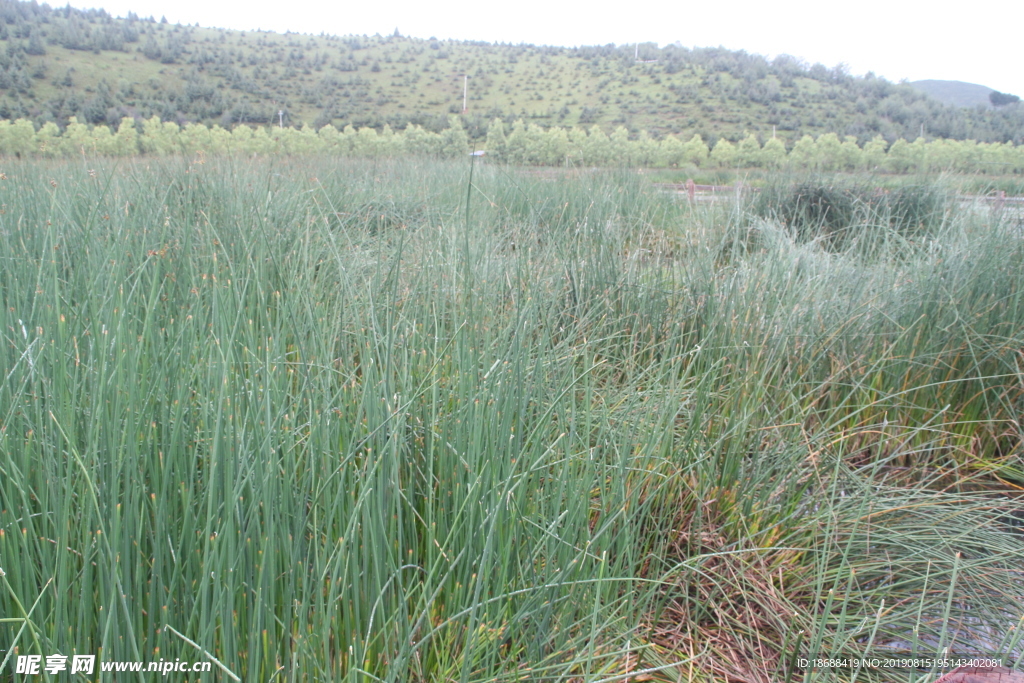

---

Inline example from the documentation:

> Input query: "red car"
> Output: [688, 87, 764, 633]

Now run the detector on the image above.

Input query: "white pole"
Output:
[278, 110, 283, 128]
[463, 75, 468, 113]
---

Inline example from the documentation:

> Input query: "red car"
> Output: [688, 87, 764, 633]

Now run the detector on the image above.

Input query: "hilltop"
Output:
[0, 0, 1022, 144]
[908, 80, 998, 109]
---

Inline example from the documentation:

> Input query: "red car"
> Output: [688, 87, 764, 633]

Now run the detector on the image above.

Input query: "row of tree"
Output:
[1, 115, 1022, 173]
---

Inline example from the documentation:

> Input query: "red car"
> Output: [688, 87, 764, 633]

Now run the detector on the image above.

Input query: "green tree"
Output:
[681, 134, 708, 167]
[541, 125, 568, 166]
[709, 138, 737, 168]
[380, 124, 404, 156]
[566, 126, 588, 165]
[91, 125, 118, 156]
[505, 119, 529, 164]
[402, 123, 439, 157]
[141, 116, 181, 155]
[838, 135, 863, 171]
[885, 138, 924, 173]
[735, 133, 762, 167]
[989, 91, 1020, 107]
[659, 134, 685, 167]
[0, 119, 37, 157]
[788, 134, 817, 169]
[761, 136, 786, 168]
[352, 127, 381, 157]
[863, 135, 888, 170]
[33, 121, 64, 157]
[113, 117, 139, 156]
[485, 118, 507, 162]
[289, 124, 321, 155]
[610, 126, 634, 166]
[815, 133, 842, 171]
[317, 124, 341, 152]
[439, 115, 468, 158]
[634, 130, 658, 167]
[583, 126, 611, 166]
[180, 122, 212, 154]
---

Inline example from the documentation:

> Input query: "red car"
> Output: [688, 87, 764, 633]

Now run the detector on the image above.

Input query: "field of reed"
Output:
[1, 157, 1022, 682]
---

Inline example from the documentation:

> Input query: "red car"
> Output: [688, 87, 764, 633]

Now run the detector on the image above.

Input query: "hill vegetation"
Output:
[0, 0, 1023, 145]
[908, 80, 998, 109]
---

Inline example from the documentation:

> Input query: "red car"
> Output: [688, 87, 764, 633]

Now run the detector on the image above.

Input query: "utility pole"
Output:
[635, 43, 638, 60]
[463, 74, 468, 113]
[278, 110, 284, 128]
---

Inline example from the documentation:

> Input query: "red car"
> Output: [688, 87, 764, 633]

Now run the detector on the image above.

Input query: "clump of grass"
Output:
[751, 175, 951, 252]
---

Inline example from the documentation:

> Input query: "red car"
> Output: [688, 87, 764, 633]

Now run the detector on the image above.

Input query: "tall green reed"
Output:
[0, 157, 1020, 682]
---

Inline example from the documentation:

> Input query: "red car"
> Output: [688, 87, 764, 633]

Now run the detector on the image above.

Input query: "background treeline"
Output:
[3, 113, 1024, 173]
[0, 0, 1022, 144]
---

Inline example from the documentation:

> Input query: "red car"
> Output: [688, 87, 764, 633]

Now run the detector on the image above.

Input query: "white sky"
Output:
[85, 0, 1024, 99]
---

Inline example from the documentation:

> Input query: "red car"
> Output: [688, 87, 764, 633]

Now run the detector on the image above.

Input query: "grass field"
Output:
[1, 157, 1022, 682]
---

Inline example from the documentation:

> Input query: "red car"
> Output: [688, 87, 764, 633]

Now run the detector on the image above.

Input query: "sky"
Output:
[84, 0, 1024, 98]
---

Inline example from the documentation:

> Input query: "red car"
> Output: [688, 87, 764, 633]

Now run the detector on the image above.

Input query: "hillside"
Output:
[908, 80, 997, 109]
[1, 0, 1023, 144]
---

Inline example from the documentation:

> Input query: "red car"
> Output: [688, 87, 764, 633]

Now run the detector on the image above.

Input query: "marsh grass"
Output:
[0, 157, 1021, 682]
[750, 175, 952, 253]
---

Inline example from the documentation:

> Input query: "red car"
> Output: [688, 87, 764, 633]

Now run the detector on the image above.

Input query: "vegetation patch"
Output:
[751, 176, 951, 249]
[0, 157, 1021, 681]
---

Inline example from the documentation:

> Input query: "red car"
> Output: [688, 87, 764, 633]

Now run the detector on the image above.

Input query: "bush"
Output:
[752, 176, 949, 250]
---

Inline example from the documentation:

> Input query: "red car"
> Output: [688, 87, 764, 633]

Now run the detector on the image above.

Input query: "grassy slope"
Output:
[1, 1, 1023, 143]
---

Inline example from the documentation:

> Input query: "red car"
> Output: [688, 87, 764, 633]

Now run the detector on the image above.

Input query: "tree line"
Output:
[1, 114, 1022, 173]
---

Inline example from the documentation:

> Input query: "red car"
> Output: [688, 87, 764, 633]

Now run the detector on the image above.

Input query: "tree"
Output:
[863, 135, 888, 170]
[26, 31, 46, 56]
[90, 125, 117, 155]
[989, 91, 1020, 107]
[583, 126, 611, 166]
[788, 134, 817, 169]
[34, 121, 63, 157]
[885, 138, 917, 173]
[814, 133, 842, 171]
[659, 134, 685, 167]
[634, 130, 658, 167]
[540, 125, 568, 166]
[2, 119, 37, 157]
[380, 124, 403, 156]
[317, 124, 341, 152]
[838, 135, 863, 171]
[761, 136, 786, 168]
[610, 126, 634, 166]
[505, 119, 528, 164]
[709, 138, 737, 168]
[566, 127, 588, 165]
[439, 115, 468, 158]
[485, 118, 507, 162]
[352, 126, 380, 157]
[402, 123, 439, 157]
[681, 134, 708, 167]
[735, 133, 762, 167]
[113, 116, 139, 155]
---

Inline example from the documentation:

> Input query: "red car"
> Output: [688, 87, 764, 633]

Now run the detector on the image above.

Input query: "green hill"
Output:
[908, 80, 997, 109]
[1, 0, 1022, 144]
